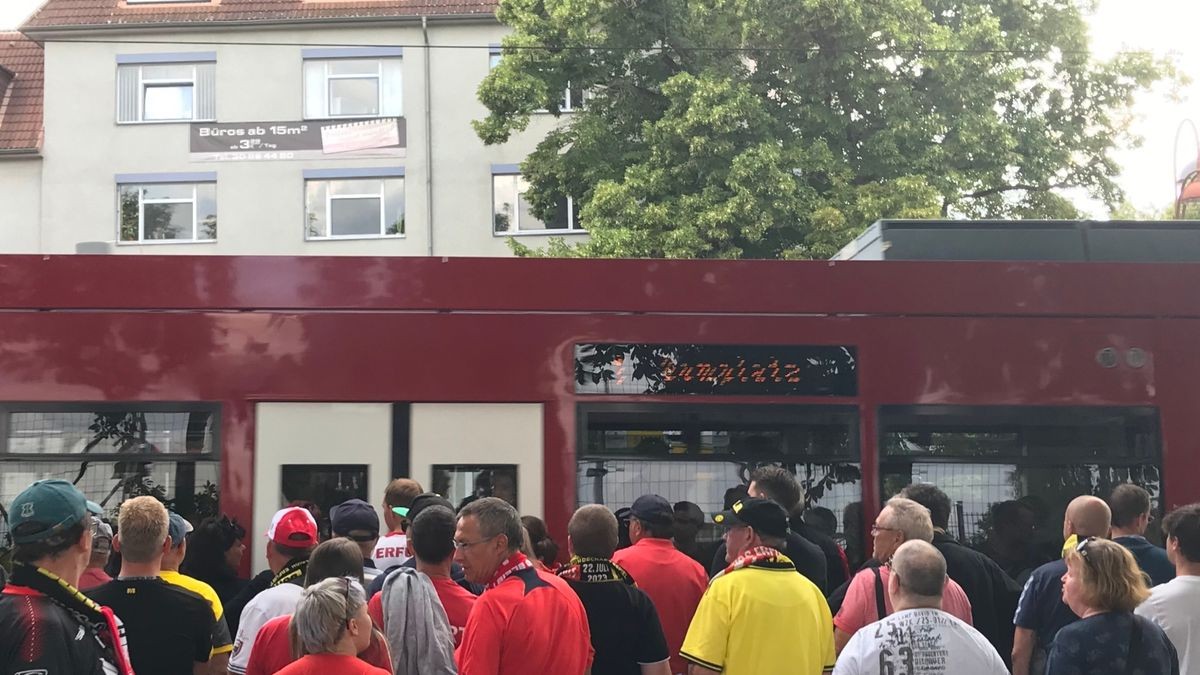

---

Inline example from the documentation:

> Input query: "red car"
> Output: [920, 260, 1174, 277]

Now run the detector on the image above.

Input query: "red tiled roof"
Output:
[22, 0, 499, 30]
[0, 32, 43, 153]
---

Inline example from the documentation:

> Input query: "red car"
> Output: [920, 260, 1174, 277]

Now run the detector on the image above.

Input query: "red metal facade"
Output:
[0, 255, 1197, 556]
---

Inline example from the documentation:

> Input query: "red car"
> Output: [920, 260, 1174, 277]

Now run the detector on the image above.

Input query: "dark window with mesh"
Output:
[432, 464, 518, 511]
[879, 405, 1161, 583]
[0, 405, 220, 556]
[577, 404, 863, 559]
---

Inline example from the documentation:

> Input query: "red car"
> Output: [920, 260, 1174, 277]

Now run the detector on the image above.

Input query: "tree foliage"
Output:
[476, 0, 1171, 258]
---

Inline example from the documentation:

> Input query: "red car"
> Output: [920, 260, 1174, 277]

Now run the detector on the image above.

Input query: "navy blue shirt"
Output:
[1114, 535, 1176, 587]
[1046, 612, 1178, 675]
[1014, 559, 1079, 651]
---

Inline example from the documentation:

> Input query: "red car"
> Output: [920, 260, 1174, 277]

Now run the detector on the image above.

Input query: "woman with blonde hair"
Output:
[1047, 537, 1179, 675]
[275, 577, 390, 675]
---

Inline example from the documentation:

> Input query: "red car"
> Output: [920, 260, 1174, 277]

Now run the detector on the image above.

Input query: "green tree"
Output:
[477, 0, 1171, 258]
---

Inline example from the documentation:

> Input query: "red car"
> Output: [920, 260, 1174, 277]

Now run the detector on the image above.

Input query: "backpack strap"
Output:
[872, 566, 887, 620]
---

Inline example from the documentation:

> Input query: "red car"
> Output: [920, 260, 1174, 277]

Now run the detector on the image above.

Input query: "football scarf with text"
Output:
[486, 552, 536, 591]
[557, 556, 635, 584]
[270, 557, 309, 587]
[714, 546, 795, 580]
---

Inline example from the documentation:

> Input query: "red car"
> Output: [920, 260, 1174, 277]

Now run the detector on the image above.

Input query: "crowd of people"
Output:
[1, 470, 1198, 675]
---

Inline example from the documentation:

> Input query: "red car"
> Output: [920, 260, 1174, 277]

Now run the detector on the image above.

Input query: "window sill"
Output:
[306, 234, 407, 241]
[532, 110, 580, 115]
[116, 239, 218, 246]
[117, 119, 216, 126]
[494, 229, 587, 237]
[302, 115, 402, 122]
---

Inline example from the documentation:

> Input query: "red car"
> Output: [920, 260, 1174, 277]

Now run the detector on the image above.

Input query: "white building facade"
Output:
[11, 1, 585, 255]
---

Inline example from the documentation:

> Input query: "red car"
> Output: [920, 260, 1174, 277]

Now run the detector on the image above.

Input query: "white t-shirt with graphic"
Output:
[1137, 574, 1200, 675]
[834, 608, 1008, 675]
[372, 532, 410, 572]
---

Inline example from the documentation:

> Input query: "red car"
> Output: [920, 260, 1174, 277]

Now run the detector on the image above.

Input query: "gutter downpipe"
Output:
[422, 15, 434, 255]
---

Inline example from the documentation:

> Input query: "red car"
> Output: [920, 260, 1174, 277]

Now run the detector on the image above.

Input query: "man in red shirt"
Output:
[612, 494, 708, 675]
[454, 497, 593, 675]
[370, 501, 476, 645]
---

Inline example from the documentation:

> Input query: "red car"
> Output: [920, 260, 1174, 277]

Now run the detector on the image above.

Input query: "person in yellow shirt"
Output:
[681, 498, 835, 675]
[161, 511, 234, 675]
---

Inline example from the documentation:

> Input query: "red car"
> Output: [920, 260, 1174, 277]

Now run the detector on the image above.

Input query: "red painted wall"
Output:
[0, 256, 1196, 558]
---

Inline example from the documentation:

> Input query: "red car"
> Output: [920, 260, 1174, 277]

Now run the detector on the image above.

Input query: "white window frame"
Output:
[323, 60, 383, 118]
[139, 65, 196, 122]
[302, 54, 402, 121]
[116, 180, 217, 245]
[488, 51, 581, 113]
[491, 171, 583, 236]
[305, 176, 405, 240]
[116, 57, 215, 124]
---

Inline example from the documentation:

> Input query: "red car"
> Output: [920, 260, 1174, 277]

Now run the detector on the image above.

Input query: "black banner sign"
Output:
[574, 344, 857, 396]
[190, 118, 406, 161]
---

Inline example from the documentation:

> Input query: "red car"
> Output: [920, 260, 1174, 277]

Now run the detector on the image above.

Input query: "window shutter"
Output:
[381, 59, 403, 117]
[116, 65, 139, 123]
[303, 61, 326, 118]
[196, 62, 216, 120]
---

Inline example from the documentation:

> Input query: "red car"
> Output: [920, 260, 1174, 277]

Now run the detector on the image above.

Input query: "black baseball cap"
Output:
[330, 499, 380, 541]
[407, 493, 454, 522]
[713, 498, 789, 539]
[629, 494, 674, 526]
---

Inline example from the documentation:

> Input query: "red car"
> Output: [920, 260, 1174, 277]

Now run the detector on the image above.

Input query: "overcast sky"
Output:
[2, 0, 1196, 216]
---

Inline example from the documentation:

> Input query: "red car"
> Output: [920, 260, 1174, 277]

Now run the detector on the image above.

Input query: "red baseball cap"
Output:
[266, 506, 318, 547]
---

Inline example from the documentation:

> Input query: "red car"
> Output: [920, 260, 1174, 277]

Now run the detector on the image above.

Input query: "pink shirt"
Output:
[834, 565, 973, 637]
[612, 537, 708, 675]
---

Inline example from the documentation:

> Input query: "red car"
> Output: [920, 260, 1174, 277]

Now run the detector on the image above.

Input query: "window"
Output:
[492, 171, 581, 234]
[116, 55, 215, 123]
[432, 464, 518, 510]
[489, 50, 583, 112]
[577, 404, 862, 555]
[879, 405, 1163, 580]
[303, 51, 403, 119]
[0, 404, 221, 554]
[117, 175, 217, 243]
[305, 172, 405, 239]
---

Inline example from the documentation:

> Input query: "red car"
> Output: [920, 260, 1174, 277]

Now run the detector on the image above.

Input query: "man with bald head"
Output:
[834, 541, 1008, 675]
[1011, 496, 1112, 675]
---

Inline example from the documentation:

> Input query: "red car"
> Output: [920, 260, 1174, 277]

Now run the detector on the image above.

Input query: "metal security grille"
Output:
[577, 459, 861, 543]
[0, 405, 221, 556]
[0, 460, 220, 521]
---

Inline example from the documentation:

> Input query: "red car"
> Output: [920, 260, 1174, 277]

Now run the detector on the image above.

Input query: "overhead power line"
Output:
[40, 36, 1174, 59]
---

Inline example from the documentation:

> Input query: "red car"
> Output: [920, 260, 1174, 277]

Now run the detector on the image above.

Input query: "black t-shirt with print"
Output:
[88, 577, 214, 675]
[1046, 612, 1178, 675]
[564, 576, 669, 675]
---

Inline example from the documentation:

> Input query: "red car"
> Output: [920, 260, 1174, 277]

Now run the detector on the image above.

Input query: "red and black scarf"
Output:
[714, 546, 795, 580]
[557, 556, 634, 584]
[9, 563, 135, 675]
[486, 552, 536, 591]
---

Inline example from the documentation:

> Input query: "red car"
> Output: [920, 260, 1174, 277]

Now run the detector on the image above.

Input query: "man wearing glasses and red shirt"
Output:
[453, 497, 593, 675]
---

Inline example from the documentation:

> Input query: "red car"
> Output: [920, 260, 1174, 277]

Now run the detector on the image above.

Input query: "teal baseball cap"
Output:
[9, 479, 103, 544]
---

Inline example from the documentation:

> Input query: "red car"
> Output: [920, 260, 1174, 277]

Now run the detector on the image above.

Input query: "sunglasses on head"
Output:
[1075, 536, 1098, 566]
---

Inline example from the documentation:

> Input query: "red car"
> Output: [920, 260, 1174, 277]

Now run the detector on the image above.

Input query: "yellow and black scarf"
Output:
[557, 556, 635, 584]
[270, 557, 309, 587]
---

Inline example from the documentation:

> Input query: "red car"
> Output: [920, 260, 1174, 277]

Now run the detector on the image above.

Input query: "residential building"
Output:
[8, 0, 586, 255]
[0, 32, 43, 252]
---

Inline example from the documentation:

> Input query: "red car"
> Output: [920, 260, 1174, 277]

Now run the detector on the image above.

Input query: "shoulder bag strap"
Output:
[872, 566, 887, 620]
